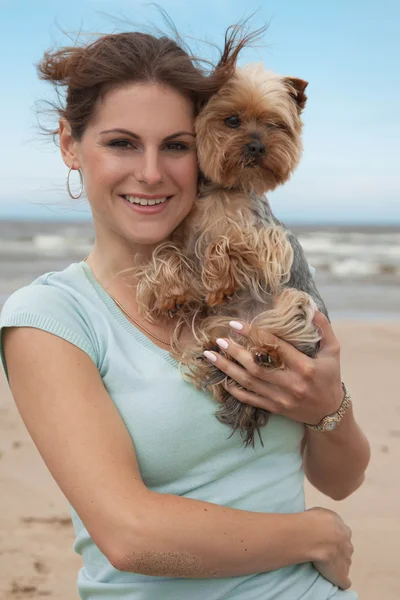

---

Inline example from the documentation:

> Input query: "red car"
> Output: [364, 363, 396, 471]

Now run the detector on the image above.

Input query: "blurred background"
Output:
[0, 0, 399, 317]
[0, 1, 399, 599]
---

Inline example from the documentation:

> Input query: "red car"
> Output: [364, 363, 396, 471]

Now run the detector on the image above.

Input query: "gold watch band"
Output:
[305, 382, 352, 432]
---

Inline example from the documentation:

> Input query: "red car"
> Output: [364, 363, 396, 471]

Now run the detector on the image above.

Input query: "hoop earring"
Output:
[66, 167, 83, 199]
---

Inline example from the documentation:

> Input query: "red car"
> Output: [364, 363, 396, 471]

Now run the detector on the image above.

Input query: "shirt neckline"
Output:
[79, 260, 179, 369]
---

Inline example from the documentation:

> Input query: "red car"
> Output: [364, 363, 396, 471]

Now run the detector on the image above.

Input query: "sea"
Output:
[0, 219, 399, 321]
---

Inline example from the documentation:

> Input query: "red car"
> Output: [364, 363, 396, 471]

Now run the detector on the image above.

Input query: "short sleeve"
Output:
[0, 284, 99, 383]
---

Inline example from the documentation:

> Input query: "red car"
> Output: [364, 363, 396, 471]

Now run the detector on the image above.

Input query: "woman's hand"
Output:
[307, 507, 354, 590]
[203, 311, 344, 425]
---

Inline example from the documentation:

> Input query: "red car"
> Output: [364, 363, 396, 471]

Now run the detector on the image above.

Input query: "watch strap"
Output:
[305, 382, 352, 432]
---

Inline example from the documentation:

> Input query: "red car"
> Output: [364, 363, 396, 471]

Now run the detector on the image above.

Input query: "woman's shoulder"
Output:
[0, 261, 101, 379]
[0, 261, 100, 330]
[2, 261, 87, 308]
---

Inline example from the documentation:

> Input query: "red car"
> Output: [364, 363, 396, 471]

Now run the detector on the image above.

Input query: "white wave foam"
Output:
[0, 227, 399, 280]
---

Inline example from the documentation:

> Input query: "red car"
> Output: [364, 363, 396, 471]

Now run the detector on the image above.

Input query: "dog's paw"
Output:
[251, 344, 285, 369]
[158, 294, 187, 317]
[205, 286, 236, 307]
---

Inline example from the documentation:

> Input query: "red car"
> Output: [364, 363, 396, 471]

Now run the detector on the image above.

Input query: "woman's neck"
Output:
[86, 233, 158, 292]
[84, 237, 196, 350]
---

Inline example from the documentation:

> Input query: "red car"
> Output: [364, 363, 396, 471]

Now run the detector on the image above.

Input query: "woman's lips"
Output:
[123, 193, 172, 199]
[121, 195, 172, 214]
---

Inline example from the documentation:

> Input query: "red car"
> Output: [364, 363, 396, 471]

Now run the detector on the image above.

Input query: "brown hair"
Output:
[37, 18, 267, 141]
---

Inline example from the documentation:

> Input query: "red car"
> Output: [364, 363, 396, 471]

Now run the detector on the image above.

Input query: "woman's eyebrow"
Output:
[100, 128, 196, 141]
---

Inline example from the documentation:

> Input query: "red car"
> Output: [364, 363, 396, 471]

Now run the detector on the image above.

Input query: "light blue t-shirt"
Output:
[0, 260, 358, 600]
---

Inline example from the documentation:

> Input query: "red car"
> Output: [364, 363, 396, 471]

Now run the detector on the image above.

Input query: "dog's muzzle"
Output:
[243, 140, 266, 166]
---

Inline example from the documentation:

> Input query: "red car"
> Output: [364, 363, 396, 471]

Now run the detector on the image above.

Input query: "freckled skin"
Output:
[118, 550, 221, 578]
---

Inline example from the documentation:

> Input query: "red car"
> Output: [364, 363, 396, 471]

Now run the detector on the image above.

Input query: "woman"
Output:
[0, 24, 370, 600]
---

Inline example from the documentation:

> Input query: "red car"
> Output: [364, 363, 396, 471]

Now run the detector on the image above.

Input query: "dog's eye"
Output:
[224, 116, 241, 128]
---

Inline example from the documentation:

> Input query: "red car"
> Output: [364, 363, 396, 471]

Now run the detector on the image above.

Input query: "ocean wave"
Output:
[0, 223, 399, 281]
[0, 234, 93, 256]
[296, 231, 400, 279]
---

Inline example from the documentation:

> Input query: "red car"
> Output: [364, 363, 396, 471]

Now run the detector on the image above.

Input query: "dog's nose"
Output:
[245, 140, 266, 157]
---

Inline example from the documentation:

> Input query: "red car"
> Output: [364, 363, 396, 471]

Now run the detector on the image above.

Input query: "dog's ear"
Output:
[284, 78, 308, 111]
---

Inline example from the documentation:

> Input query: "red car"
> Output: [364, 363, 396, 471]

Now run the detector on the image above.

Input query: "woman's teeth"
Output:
[124, 195, 169, 206]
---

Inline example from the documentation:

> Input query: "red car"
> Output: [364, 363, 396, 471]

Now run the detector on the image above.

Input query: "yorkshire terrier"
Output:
[134, 63, 329, 447]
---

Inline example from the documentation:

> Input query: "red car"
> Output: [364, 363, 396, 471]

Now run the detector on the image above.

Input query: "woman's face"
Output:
[60, 82, 198, 254]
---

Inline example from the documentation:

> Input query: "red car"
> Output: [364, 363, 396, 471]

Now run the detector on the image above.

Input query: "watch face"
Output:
[324, 420, 337, 431]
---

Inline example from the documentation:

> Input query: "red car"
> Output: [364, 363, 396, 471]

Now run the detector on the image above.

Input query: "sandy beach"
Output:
[1, 319, 399, 600]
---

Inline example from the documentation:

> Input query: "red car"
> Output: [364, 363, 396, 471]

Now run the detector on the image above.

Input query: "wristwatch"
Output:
[305, 382, 352, 432]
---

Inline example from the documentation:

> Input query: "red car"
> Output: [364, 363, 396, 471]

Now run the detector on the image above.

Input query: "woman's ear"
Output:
[59, 119, 80, 168]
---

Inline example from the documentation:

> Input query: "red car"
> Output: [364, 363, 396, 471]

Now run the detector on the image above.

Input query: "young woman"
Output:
[0, 25, 370, 600]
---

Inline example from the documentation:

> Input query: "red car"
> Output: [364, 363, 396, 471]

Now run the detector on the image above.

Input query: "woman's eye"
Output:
[106, 140, 190, 151]
[165, 142, 189, 151]
[107, 139, 135, 149]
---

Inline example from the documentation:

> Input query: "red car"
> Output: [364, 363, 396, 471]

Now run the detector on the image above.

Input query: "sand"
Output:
[1, 319, 399, 600]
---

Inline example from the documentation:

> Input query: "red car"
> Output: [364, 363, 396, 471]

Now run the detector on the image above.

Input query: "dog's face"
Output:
[195, 63, 308, 195]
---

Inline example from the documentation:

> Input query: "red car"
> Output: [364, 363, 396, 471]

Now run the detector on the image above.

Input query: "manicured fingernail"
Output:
[203, 350, 217, 362]
[229, 320, 243, 331]
[216, 338, 229, 349]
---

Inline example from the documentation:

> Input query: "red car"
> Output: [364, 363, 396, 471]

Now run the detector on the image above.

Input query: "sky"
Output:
[1, 0, 399, 224]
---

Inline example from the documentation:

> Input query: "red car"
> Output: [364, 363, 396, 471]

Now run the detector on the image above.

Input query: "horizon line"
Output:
[1, 216, 400, 227]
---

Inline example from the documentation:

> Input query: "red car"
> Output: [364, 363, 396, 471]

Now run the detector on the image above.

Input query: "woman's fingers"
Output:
[202, 314, 343, 423]
[222, 380, 278, 414]
[203, 342, 281, 410]
[212, 336, 287, 389]
[312, 311, 341, 355]
[228, 320, 313, 373]
[203, 338, 327, 423]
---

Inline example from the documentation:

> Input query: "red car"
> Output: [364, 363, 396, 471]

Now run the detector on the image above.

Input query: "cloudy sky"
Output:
[1, 0, 399, 223]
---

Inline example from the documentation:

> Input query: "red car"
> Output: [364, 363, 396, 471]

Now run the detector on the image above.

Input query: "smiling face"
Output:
[60, 82, 198, 259]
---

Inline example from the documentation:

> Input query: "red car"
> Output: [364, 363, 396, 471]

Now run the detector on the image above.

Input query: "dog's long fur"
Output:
[134, 63, 329, 447]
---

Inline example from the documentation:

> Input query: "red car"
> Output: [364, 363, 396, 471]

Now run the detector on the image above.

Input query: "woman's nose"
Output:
[136, 149, 164, 185]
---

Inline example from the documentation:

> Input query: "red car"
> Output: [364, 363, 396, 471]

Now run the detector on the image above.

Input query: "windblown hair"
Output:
[36, 18, 268, 141]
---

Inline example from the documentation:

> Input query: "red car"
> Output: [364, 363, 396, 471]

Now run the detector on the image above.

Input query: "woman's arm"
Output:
[3, 326, 351, 583]
[116, 491, 351, 586]
[302, 402, 370, 500]
[117, 491, 325, 577]
[202, 311, 370, 501]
